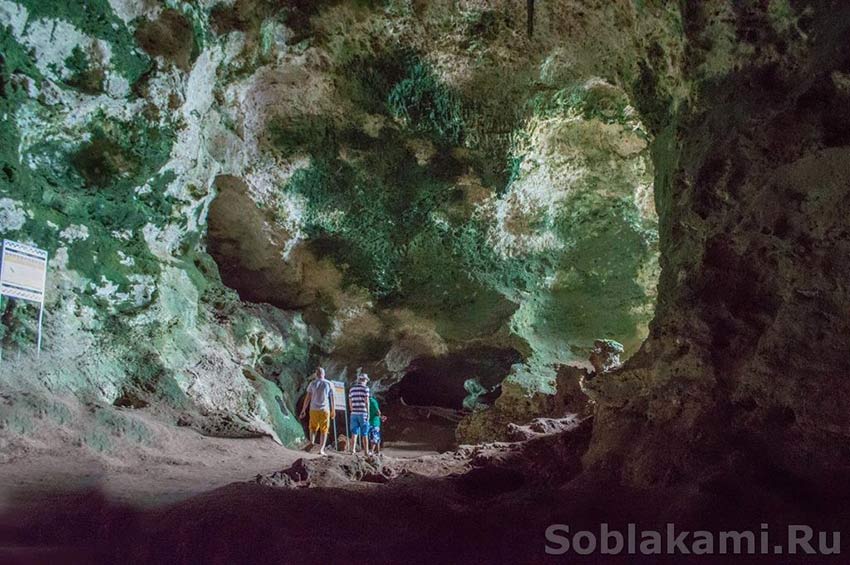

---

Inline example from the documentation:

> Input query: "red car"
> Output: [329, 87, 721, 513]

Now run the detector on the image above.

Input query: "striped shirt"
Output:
[349, 384, 370, 415]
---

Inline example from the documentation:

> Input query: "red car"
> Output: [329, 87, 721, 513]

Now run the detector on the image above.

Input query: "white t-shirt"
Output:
[308, 378, 333, 411]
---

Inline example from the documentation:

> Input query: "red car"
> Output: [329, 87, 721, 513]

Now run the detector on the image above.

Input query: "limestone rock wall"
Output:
[201, 0, 664, 414]
[2, 0, 841, 495]
[586, 0, 850, 487]
[0, 0, 668, 447]
[0, 0, 313, 448]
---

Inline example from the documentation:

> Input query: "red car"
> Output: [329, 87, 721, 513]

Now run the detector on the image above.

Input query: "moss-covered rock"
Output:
[1, 0, 664, 447]
[0, 0, 315, 446]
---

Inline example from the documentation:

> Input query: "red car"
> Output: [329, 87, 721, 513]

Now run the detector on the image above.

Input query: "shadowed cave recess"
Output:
[2, 0, 850, 562]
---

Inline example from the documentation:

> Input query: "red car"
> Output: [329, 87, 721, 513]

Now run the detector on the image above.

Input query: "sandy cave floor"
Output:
[2, 390, 846, 562]
[0, 436, 302, 510]
[1, 411, 848, 564]
[0, 428, 444, 512]
[0, 391, 465, 507]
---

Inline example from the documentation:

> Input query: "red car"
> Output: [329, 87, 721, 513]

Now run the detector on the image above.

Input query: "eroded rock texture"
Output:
[0, 0, 666, 448]
[587, 0, 850, 488]
[0, 2, 845, 545]
[9, 0, 844, 479]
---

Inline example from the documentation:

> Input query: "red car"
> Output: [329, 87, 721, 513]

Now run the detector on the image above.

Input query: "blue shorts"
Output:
[368, 425, 381, 445]
[350, 413, 370, 437]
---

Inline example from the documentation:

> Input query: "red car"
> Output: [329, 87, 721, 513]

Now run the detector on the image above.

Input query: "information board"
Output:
[330, 380, 346, 411]
[0, 239, 48, 303]
[0, 239, 48, 357]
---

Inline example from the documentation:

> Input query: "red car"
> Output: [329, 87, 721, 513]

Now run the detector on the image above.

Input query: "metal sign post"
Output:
[0, 240, 49, 358]
[330, 380, 347, 451]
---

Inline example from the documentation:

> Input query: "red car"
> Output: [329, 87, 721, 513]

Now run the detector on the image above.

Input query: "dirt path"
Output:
[0, 435, 306, 510]
[0, 433, 446, 511]
[0, 403, 320, 511]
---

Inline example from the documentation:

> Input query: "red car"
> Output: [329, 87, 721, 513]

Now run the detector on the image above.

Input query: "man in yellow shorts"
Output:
[299, 367, 335, 455]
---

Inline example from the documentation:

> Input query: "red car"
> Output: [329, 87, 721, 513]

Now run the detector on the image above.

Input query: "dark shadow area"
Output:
[380, 395, 460, 453]
[394, 346, 521, 409]
[1, 421, 848, 564]
[134, 9, 198, 71]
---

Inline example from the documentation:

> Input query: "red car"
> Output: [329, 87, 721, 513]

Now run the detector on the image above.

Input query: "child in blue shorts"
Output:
[368, 395, 385, 454]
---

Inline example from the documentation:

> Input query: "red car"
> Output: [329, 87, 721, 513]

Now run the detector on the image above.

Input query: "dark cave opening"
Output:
[391, 346, 522, 410]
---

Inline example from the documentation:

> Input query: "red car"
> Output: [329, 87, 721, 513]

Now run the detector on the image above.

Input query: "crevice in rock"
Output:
[206, 175, 312, 310]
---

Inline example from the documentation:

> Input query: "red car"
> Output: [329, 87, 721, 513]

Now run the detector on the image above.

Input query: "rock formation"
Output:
[2, 0, 847, 505]
[0, 0, 662, 448]
[2, 1, 850, 562]
[586, 0, 850, 490]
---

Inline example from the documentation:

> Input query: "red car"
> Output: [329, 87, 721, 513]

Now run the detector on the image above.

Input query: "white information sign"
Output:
[328, 380, 350, 450]
[1, 239, 48, 303]
[0, 239, 48, 356]
[330, 380, 347, 411]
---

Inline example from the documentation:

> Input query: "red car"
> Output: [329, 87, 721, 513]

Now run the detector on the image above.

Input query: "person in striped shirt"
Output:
[348, 374, 371, 455]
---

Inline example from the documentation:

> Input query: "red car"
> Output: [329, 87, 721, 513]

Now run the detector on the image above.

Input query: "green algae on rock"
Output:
[1, 0, 662, 447]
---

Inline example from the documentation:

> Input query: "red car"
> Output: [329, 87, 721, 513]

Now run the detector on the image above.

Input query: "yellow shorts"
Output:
[309, 409, 331, 434]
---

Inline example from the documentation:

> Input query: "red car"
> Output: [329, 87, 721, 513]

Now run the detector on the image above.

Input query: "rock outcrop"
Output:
[0, 0, 664, 446]
[11, 0, 843, 478]
[3, 3, 850, 561]
[586, 0, 850, 489]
